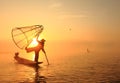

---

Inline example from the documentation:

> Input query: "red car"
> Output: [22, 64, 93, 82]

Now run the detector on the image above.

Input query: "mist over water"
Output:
[0, 41, 120, 83]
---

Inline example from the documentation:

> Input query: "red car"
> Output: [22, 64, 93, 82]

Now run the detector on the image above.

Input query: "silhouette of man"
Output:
[25, 39, 46, 63]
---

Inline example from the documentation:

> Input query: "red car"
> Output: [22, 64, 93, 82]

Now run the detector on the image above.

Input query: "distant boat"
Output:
[87, 48, 90, 53]
[69, 28, 71, 31]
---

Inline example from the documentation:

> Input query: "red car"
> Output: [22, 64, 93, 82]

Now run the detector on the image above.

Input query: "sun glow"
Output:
[29, 38, 38, 47]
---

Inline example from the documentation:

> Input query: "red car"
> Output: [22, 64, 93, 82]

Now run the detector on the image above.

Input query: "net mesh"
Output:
[11, 25, 44, 49]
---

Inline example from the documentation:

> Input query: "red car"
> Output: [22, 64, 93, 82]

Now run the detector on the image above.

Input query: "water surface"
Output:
[0, 41, 120, 83]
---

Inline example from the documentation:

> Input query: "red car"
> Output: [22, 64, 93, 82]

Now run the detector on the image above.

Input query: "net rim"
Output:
[11, 25, 44, 49]
[11, 28, 28, 49]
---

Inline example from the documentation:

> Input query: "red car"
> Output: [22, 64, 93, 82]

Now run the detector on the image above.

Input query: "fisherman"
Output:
[25, 39, 46, 63]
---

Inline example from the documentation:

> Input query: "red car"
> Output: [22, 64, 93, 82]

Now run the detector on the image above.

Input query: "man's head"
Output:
[41, 39, 46, 42]
[37, 39, 46, 44]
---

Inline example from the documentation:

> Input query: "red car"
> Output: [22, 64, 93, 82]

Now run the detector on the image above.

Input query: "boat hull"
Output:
[14, 55, 43, 67]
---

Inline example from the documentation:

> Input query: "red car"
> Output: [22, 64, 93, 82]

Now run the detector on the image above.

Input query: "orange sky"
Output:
[0, 0, 120, 42]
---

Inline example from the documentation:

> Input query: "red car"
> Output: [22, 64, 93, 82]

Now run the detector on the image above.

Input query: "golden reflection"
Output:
[34, 67, 46, 83]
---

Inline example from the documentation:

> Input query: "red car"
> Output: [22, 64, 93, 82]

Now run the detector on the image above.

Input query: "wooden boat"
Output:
[14, 52, 43, 67]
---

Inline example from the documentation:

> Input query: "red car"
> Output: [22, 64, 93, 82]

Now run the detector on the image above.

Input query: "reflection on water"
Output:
[13, 63, 47, 83]
[34, 66, 46, 83]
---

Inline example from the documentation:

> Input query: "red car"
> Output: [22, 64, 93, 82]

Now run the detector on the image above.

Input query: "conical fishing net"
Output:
[11, 25, 44, 49]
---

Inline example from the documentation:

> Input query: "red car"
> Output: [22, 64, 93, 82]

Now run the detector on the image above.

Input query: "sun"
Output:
[29, 38, 38, 47]
[32, 38, 38, 45]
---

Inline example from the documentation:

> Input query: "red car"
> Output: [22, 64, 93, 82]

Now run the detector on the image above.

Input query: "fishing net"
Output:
[11, 25, 44, 49]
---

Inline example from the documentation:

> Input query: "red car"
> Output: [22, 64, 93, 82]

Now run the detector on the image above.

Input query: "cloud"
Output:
[49, 2, 62, 9]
